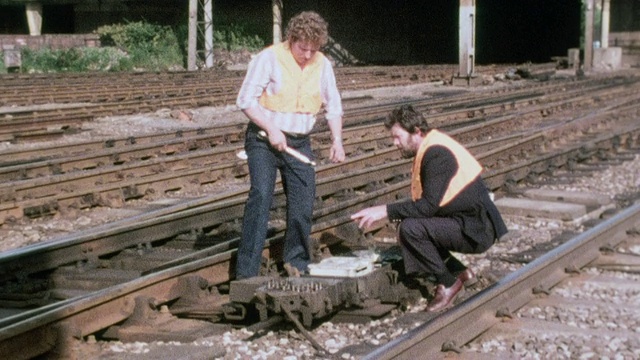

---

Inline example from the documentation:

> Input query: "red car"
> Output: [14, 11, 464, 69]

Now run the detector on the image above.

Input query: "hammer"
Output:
[257, 130, 317, 166]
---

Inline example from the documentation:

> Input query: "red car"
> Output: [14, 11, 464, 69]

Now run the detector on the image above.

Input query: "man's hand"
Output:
[350, 205, 388, 230]
[329, 140, 345, 163]
[266, 129, 287, 152]
[327, 117, 344, 163]
[242, 108, 287, 152]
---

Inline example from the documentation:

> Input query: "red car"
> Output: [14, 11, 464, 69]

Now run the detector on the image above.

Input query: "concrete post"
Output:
[2, 45, 22, 72]
[592, 0, 621, 71]
[601, 0, 610, 48]
[203, 0, 214, 68]
[187, 0, 197, 71]
[584, 0, 594, 71]
[26, 2, 43, 36]
[272, 0, 283, 44]
[458, 0, 476, 77]
[568, 48, 580, 71]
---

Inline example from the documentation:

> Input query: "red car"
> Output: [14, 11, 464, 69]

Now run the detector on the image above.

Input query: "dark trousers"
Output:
[235, 126, 316, 278]
[398, 217, 493, 287]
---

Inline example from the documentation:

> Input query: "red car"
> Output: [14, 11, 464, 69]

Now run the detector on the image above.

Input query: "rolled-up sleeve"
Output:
[236, 50, 273, 110]
[321, 59, 343, 122]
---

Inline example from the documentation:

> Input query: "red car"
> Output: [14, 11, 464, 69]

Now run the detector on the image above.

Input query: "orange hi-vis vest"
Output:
[258, 41, 324, 114]
[411, 130, 483, 206]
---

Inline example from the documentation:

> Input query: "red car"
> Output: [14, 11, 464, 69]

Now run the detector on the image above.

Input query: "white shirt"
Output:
[236, 46, 343, 135]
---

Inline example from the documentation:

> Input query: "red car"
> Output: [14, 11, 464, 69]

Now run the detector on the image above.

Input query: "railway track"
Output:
[0, 108, 636, 358]
[0, 63, 552, 143]
[0, 74, 637, 226]
[0, 125, 636, 359]
[0, 78, 637, 283]
[0, 65, 638, 359]
[366, 202, 640, 359]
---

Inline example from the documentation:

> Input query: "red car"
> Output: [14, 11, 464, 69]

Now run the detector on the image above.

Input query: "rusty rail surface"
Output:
[0, 67, 637, 358]
[0, 120, 637, 359]
[364, 202, 640, 360]
[0, 75, 637, 225]
[0, 63, 560, 142]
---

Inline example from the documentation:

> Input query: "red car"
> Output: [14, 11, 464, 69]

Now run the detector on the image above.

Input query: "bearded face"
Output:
[399, 146, 417, 159]
[390, 123, 419, 159]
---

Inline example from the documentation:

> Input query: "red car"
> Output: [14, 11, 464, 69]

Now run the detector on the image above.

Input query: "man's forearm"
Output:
[327, 116, 343, 144]
[242, 107, 278, 135]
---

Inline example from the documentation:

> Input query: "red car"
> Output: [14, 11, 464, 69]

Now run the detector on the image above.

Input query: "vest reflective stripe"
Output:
[411, 130, 483, 206]
[258, 41, 323, 114]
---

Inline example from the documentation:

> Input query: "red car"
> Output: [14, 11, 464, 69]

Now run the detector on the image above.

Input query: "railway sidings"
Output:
[0, 64, 638, 359]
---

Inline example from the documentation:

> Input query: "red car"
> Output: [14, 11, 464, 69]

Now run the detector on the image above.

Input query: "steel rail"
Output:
[0, 80, 243, 106]
[3, 78, 635, 206]
[0, 65, 454, 108]
[0, 109, 636, 282]
[0, 123, 246, 166]
[1, 69, 629, 141]
[0, 116, 632, 286]
[0, 118, 636, 359]
[0, 147, 414, 279]
[0, 168, 420, 358]
[0, 73, 629, 154]
[0, 131, 243, 181]
[364, 202, 640, 360]
[0, 147, 534, 356]
[0, 110, 541, 223]
[0, 67, 636, 354]
[484, 121, 640, 190]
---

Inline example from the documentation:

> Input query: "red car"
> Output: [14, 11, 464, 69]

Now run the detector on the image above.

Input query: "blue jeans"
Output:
[235, 125, 316, 278]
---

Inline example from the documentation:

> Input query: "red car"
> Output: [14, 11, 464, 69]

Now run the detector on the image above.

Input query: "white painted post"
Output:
[203, 0, 214, 68]
[187, 0, 197, 71]
[273, 0, 283, 44]
[601, 0, 610, 48]
[458, 0, 476, 77]
[26, 2, 43, 36]
[584, 0, 594, 71]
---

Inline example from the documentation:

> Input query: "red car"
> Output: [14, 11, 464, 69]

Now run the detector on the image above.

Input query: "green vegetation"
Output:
[19, 47, 132, 73]
[0, 20, 265, 74]
[213, 23, 265, 51]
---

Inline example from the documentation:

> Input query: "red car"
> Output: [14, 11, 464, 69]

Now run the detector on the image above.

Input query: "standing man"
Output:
[235, 11, 345, 279]
[351, 105, 507, 312]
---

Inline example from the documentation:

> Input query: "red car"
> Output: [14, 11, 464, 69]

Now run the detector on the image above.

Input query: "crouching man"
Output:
[350, 104, 507, 312]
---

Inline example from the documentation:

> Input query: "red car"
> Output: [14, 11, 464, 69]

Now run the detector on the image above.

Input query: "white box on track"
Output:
[309, 256, 373, 277]
[308, 256, 375, 277]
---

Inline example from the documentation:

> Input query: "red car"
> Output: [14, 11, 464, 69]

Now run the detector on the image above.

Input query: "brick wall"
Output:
[0, 34, 100, 51]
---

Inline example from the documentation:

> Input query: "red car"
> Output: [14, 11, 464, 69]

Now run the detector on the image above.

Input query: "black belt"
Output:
[284, 132, 308, 139]
[247, 123, 308, 139]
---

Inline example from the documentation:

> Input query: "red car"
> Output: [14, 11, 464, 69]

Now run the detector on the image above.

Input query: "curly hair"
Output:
[384, 104, 431, 134]
[285, 11, 329, 48]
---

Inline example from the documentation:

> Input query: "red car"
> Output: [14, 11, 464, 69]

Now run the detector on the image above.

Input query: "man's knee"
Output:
[397, 219, 425, 241]
[472, 241, 493, 254]
[249, 184, 273, 204]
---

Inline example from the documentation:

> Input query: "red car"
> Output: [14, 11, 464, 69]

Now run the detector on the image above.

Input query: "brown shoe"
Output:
[427, 279, 463, 312]
[457, 268, 477, 287]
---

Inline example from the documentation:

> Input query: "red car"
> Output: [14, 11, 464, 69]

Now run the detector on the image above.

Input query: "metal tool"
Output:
[257, 130, 317, 166]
